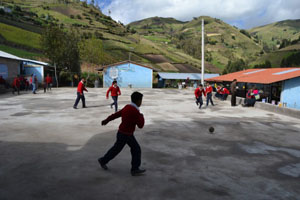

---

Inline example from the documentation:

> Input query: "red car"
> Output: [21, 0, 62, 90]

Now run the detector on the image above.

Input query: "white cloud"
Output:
[102, 0, 300, 28]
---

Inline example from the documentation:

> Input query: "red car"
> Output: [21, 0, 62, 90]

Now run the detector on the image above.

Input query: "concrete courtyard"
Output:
[0, 88, 299, 200]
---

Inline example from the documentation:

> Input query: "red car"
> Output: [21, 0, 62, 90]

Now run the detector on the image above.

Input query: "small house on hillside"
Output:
[205, 68, 300, 110]
[99, 61, 155, 88]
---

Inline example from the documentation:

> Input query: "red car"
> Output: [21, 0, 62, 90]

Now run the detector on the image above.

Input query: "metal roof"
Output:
[158, 72, 219, 80]
[0, 50, 49, 66]
[0, 50, 22, 61]
[205, 68, 300, 84]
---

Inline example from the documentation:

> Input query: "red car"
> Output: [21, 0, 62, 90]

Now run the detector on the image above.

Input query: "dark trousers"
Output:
[111, 96, 118, 112]
[222, 94, 228, 101]
[73, 92, 86, 108]
[100, 132, 141, 171]
[206, 93, 214, 106]
[196, 96, 203, 108]
[12, 86, 20, 95]
[231, 93, 236, 106]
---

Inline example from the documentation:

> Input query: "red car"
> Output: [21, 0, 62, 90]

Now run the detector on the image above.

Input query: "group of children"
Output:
[73, 78, 145, 176]
[9, 74, 53, 95]
[194, 82, 215, 109]
[215, 84, 230, 101]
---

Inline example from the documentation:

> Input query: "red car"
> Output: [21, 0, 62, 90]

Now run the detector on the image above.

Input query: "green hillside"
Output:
[129, 16, 263, 71]
[1, 0, 299, 73]
[249, 19, 300, 51]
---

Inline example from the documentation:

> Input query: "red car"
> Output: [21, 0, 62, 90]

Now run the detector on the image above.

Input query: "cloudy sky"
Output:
[95, 0, 300, 29]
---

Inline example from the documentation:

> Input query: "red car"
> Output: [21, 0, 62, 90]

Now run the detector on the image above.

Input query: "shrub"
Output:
[76, 14, 82, 19]
[70, 15, 74, 19]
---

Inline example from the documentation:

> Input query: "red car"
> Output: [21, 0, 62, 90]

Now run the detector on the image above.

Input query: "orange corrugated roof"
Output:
[205, 68, 300, 84]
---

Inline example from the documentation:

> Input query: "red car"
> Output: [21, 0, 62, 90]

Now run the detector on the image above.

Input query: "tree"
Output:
[79, 37, 104, 65]
[41, 25, 81, 85]
[222, 59, 247, 74]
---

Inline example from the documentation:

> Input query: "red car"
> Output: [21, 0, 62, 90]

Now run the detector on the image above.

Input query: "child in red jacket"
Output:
[98, 91, 146, 176]
[73, 78, 88, 109]
[194, 84, 206, 109]
[106, 80, 121, 112]
[205, 82, 214, 106]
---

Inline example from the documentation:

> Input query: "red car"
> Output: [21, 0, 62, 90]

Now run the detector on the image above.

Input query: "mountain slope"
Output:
[129, 16, 263, 70]
[249, 19, 300, 50]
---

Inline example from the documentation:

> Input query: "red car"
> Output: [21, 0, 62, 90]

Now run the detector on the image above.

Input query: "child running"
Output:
[98, 91, 146, 176]
[106, 80, 121, 112]
[205, 82, 214, 106]
[194, 84, 206, 109]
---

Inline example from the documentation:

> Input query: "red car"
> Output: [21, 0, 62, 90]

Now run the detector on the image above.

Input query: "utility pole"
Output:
[201, 18, 205, 85]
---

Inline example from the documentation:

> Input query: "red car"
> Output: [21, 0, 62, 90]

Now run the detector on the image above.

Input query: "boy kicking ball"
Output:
[98, 91, 146, 176]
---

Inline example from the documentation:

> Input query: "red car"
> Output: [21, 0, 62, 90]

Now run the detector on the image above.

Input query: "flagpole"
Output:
[201, 18, 205, 85]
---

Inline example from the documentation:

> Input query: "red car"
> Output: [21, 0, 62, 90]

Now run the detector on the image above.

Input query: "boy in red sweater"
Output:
[205, 82, 214, 106]
[106, 80, 121, 112]
[73, 78, 88, 109]
[194, 84, 206, 109]
[98, 91, 146, 176]
[12, 75, 20, 95]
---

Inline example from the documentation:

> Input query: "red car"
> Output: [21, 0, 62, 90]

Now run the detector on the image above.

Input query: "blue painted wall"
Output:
[103, 63, 152, 88]
[281, 77, 300, 110]
[0, 64, 8, 79]
[24, 66, 44, 83]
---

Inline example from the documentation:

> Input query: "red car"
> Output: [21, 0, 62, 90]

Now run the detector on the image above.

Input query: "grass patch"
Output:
[0, 23, 41, 49]
[0, 44, 42, 59]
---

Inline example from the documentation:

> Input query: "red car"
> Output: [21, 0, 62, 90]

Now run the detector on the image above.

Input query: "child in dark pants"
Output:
[194, 84, 206, 109]
[106, 80, 121, 112]
[99, 91, 146, 176]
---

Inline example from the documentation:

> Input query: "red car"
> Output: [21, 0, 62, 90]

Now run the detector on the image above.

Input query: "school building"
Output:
[157, 72, 219, 88]
[99, 61, 155, 88]
[0, 50, 50, 84]
[205, 68, 300, 110]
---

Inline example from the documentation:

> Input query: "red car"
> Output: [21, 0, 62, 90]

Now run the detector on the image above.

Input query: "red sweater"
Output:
[45, 76, 52, 84]
[106, 86, 121, 98]
[194, 88, 206, 98]
[12, 77, 20, 87]
[206, 86, 213, 94]
[105, 104, 144, 136]
[223, 88, 230, 95]
[77, 81, 87, 94]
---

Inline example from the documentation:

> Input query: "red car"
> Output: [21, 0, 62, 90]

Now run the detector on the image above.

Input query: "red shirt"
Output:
[45, 76, 52, 84]
[77, 81, 87, 94]
[105, 104, 144, 136]
[106, 85, 121, 98]
[12, 77, 20, 87]
[206, 86, 213, 94]
[194, 88, 206, 98]
[223, 88, 230, 95]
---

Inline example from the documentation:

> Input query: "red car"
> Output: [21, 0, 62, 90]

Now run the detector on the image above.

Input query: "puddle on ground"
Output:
[10, 112, 32, 116]
[238, 141, 300, 178]
[278, 163, 300, 178]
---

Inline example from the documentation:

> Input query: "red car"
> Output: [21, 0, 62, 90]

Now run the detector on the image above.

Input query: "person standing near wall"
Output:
[230, 79, 237, 106]
[31, 74, 37, 94]
[73, 78, 88, 109]
[45, 74, 53, 91]
[12, 75, 20, 95]
[205, 82, 214, 106]
[106, 80, 121, 112]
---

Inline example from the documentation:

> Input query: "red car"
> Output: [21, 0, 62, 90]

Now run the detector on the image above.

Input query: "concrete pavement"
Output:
[0, 88, 299, 200]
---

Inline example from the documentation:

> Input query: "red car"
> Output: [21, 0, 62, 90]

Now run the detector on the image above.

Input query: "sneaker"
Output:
[131, 168, 146, 176]
[98, 158, 108, 170]
[73, 106, 77, 109]
[83, 106, 87, 108]
[110, 104, 113, 109]
[195, 101, 199, 105]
